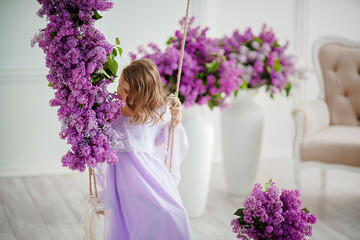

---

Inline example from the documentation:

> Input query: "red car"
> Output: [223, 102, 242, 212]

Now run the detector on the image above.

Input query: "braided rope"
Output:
[164, 0, 191, 172]
[175, 0, 191, 98]
[89, 168, 93, 196]
[92, 167, 98, 199]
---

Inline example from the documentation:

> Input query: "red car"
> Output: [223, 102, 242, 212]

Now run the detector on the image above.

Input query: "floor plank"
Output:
[51, 173, 90, 222]
[0, 200, 16, 240]
[23, 177, 78, 225]
[0, 178, 52, 240]
[47, 222, 83, 240]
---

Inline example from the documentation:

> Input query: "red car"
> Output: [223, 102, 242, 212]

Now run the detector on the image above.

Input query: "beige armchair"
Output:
[292, 36, 360, 189]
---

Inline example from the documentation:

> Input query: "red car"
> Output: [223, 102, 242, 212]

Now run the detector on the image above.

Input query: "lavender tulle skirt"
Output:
[101, 150, 192, 240]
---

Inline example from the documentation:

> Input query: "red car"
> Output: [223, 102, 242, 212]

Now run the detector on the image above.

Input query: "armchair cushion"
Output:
[319, 42, 360, 126]
[300, 126, 360, 167]
[293, 100, 330, 139]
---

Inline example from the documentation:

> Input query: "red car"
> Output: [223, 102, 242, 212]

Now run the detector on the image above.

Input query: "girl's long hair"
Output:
[121, 58, 168, 125]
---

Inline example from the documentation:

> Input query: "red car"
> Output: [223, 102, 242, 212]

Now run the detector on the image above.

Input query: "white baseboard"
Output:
[0, 162, 74, 178]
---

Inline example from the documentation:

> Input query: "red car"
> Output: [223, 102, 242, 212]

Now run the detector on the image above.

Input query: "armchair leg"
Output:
[321, 169, 327, 188]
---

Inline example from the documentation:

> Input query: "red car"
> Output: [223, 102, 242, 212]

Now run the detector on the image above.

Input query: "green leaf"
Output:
[111, 48, 117, 58]
[117, 47, 123, 56]
[169, 83, 177, 93]
[270, 93, 274, 99]
[302, 207, 310, 213]
[234, 208, 244, 217]
[273, 41, 280, 48]
[91, 75, 103, 85]
[99, 69, 111, 79]
[284, 82, 292, 97]
[166, 37, 174, 45]
[243, 41, 253, 50]
[115, 37, 120, 45]
[208, 98, 216, 110]
[273, 58, 284, 72]
[92, 9, 102, 20]
[78, 20, 84, 27]
[169, 75, 177, 84]
[240, 81, 248, 90]
[105, 68, 114, 77]
[205, 61, 221, 73]
[208, 103, 215, 110]
[264, 179, 273, 192]
[48, 82, 54, 88]
[70, 12, 78, 20]
[266, 66, 272, 74]
[105, 58, 118, 76]
[253, 37, 263, 45]
[50, 31, 57, 38]
[178, 94, 185, 104]
[79, 104, 83, 108]
[234, 90, 239, 97]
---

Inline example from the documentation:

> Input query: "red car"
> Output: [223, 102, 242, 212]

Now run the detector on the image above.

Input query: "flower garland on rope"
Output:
[32, 0, 125, 172]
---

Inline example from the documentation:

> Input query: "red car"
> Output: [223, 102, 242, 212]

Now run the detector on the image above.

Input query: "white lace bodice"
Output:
[110, 116, 164, 153]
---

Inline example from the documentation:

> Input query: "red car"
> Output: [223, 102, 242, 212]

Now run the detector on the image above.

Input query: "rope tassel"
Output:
[81, 168, 101, 240]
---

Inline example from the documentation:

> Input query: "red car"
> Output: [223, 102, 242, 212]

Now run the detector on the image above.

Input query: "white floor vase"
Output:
[221, 91, 264, 196]
[178, 105, 214, 218]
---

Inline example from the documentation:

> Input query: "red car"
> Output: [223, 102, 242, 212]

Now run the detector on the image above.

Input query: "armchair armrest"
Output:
[292, 100, 330, 140]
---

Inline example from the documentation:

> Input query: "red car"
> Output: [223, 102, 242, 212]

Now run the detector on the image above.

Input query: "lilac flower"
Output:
[267, 52, 277, 67]
[253, 61, 265, 73]
[131, 17, 243, 109]
[33, 0, 125, 172]
[218, 24, 295, 98]
[231, 180, 317, 240]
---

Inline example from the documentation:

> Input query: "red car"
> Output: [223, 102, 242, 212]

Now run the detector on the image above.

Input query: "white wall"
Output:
[208, 0, 360, 161]
[1, 0, 359, 176]
[0, 0, 70, 176]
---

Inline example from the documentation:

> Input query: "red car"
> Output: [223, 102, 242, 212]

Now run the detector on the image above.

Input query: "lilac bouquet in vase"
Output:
[220, 24, 295, 98]
[131, 17, 244, 110]
[231, 180, 317, 240]
[220, 25, 296, 196]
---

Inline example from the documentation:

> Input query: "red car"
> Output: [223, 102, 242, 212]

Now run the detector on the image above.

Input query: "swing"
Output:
[84, 0, 192, 218]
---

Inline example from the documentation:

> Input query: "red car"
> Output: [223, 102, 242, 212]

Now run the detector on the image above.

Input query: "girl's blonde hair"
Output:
[121, 58, 167, 125]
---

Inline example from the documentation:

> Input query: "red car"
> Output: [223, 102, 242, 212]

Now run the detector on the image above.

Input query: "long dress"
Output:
[96, 115, 192, 240]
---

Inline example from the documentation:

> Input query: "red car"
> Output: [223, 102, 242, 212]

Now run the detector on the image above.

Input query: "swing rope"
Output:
[164, 0, 191, 173]
[88, 0, 191, 205]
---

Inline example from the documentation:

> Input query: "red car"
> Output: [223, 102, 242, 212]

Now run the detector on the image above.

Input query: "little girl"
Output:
[97, 58, 192, 240]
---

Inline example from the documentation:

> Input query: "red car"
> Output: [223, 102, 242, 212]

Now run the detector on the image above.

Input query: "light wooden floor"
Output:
[0, 158, 359, 240]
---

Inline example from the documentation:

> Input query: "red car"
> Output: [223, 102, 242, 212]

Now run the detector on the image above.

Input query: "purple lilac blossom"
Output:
[231, 181, 317, 240]
[219, 24, 295, 97]
[33, 0, 125, 172]
[131, 17, 243, 109]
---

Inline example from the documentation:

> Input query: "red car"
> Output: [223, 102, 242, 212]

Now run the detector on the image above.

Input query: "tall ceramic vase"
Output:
[178, 105, 214, 218]
[221, 90, 264, 196]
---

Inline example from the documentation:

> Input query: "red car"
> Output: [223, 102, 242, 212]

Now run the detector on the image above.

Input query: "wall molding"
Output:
[0, 161, 72, 178]
[293, 0, 320, 104]
[0, 62, 47, 83]
[191, 0, 216, 35]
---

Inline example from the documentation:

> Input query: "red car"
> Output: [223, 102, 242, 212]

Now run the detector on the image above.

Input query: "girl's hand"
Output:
[170, 97, 182, 128]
